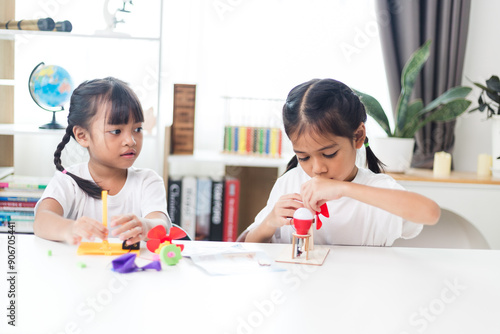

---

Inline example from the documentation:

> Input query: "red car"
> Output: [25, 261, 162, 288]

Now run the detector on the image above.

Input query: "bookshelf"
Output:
[0, 0, 166, 177]
[167, 150, 292, 237]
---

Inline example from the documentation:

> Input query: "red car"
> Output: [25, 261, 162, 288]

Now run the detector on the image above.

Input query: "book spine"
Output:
[209, 178, 225, 241]
[167, 178, 182, 226]
[234, 127, 239, 153]
[265, 128, 271, 155]
[0, 201, 37, 208]
[270, 127, 278, 157]
[277, 128, 282, 157]
[195, 177, 212, 241]
[238, 126, 246, 154]
[222, 177, 240, 242]
[180, 176, 197, 240]
[0, 196, 39, 203]
[0, 183, 46, 190]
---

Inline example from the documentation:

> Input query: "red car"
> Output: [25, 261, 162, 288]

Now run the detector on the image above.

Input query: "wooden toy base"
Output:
[77, 241, 140, 256]
[275, 246, 330, 266]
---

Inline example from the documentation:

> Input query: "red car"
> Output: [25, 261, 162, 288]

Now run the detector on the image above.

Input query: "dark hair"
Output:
[283, 78, 384, 174]
[54, 77, 144, 199]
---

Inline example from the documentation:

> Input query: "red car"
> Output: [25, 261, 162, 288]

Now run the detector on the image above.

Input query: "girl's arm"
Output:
[300, 177, 441, 225]
[245, 193, 303, 243]
[110, 211, 170, 246]
[34, 198, 107, 244]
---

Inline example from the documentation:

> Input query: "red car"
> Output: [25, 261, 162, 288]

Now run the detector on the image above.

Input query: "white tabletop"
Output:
[0, 234, 498, 334]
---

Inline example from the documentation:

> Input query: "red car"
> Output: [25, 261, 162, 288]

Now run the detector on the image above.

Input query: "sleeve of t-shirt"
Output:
[34, 172, 77, 217]
[370, 174, 423, 240]
[140, 170, 170, 222]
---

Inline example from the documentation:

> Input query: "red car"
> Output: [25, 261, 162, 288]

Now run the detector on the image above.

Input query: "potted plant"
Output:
[470, 75, 500, 173]
[355, 40, 472, 172]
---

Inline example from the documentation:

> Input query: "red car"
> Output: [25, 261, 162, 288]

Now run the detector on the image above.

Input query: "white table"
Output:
[0, 235, 498, 334]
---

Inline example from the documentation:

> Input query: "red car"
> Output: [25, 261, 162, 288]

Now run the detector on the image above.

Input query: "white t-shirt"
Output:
[246, 165, 422, 246]
[35, 163, 169, 227]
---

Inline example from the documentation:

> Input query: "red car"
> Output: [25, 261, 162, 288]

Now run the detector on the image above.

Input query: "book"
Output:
[0, 175, 51, 190]
[171, 84, 196, 155]
[209, 177, 225, 241]
[195, 177, 212, 241]
[0, 201, 37, 208]
[167, 177, 182, 226]
[0, 189, 43, 203]
[180, 176, 197, 240]
[222, 177, 240, 242]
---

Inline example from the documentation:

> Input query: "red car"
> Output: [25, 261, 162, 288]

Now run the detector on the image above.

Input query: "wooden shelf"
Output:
[0, 123, 65, 136]
[388, 168, 500, 185]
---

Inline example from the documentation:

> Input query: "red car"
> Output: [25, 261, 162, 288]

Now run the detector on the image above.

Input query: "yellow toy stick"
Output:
[77, 189, 139, 255]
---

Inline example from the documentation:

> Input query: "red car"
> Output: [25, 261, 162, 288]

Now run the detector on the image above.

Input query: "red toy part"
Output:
[146, 225, 187, 253]
[315, 203, 330, 230]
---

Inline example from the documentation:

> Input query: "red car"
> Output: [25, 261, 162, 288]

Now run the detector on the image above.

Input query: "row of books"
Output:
[0, 175, 50, 233]
[223, 126, 282, 158]
[167, 175, 240, 242]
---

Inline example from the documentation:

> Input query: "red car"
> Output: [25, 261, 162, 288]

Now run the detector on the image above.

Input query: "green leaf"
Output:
[419, 99, 471, 126]
[486, 75, 500, 92]
[396, 99, 423, 138]
[421, 86, 472, 113]
[354, 89, 392, 136]
[396, 40, 431, 134]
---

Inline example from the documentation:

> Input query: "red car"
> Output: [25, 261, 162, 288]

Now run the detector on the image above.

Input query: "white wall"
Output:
[455, 0, 500, 172]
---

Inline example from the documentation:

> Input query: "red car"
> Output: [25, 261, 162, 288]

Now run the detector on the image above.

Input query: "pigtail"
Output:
[364, 137, 385, 174]
[284, 155, 298, 174]
[53, 126, 103, 199]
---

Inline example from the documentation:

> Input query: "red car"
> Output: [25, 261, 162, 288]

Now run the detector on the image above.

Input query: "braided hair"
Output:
[283, 78, 384, 174]
[54, 77, 144, 199]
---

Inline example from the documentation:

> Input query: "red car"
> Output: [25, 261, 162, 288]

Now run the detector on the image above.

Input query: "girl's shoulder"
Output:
[354, 167, 403, 189]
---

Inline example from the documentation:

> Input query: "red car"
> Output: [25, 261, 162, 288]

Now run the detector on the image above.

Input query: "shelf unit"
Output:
[167, 149, 292, 236]
[0, 0, 166, 178]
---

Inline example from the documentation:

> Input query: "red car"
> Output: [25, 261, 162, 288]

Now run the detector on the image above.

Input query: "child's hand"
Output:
[300, 176, 345, 212]
[66, 217, 108, 245]
[110, 214, 145, 246]
[264, 193, 304, 229]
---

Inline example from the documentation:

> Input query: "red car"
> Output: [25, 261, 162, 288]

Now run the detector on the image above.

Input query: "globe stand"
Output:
[39, 111, 65, 129]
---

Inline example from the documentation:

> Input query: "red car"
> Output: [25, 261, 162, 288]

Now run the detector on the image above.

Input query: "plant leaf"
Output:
[421, 86, 472, 113]
[486, 75, 500, 92]
[396, 99, 424, 138]
[396, 40, 431, 134]
[354, 89, 392, 136]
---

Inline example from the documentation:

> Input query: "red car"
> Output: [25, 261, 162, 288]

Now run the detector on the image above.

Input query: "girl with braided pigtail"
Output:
[245, 78, 440, 245]
[34, 77, 170, 245]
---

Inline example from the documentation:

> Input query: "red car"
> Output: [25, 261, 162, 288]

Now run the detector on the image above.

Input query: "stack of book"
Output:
[167, 176, 240, 242]
[223, 126, 282, 158]
[0, 176, 50, 233]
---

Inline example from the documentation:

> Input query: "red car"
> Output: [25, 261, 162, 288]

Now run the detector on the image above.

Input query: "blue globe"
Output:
[29, 62, 74, 129]
[29, 63, 73, 110]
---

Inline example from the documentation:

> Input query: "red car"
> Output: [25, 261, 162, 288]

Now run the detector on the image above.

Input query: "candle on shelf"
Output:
[433, 151, 451, 178]
[477, 154, 492, 177]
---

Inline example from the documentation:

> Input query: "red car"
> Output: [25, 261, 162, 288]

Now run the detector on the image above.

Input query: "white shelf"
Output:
[168, 149, 291, 168]
[0, 79, 14, 86]
[0, 123, 65, 136]
[0, 29, 159, 41]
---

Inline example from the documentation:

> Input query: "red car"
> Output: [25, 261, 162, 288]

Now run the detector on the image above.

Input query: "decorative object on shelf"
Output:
[223, 126, 282, 158]
[96, 0, 133, 36]
[1, 17, 55, 31]
[170, 84, 196, 155]
[222, 96, 284, 158]
[477, 154, 492, 178]
[433, 151, 452, 178]
[28, 62, 74, 129]
[355, 40, 472, 173]
[470, 75, 500, 174]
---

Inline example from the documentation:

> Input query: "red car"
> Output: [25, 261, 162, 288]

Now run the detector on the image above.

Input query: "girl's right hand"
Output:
[65, 217, 108, 245]
[263, 193, 304, 229]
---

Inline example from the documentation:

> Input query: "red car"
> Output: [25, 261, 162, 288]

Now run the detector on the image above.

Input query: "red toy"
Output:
[146, 225, 187, 253]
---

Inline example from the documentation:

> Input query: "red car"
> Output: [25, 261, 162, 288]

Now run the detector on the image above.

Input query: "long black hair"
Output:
[283, 78, 384, 174]
[54, 77, 144, 199]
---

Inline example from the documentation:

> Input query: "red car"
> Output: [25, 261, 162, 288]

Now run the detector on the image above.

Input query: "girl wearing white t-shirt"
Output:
[34, 77, 170, 245]
[245, 79, 440, 246]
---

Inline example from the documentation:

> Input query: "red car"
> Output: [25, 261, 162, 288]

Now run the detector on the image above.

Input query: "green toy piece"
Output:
[48, 250, 52, 256]
[77, 262, 87, 269]
[159, 244, 182, 266]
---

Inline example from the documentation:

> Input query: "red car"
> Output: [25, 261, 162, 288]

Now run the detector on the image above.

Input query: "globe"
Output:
[29, 62, 74, 129]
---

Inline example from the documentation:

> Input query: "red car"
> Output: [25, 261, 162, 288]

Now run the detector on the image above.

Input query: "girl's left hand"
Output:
[300, 176, 346, 212]
[110, 214, 146, 245]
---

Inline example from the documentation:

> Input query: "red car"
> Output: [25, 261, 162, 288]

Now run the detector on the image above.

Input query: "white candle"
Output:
[477, 154, 492, 177]
[433, 151, 451, 178]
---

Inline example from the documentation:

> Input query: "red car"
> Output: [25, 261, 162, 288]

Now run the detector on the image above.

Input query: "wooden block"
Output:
[171, 84, 196, 155]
